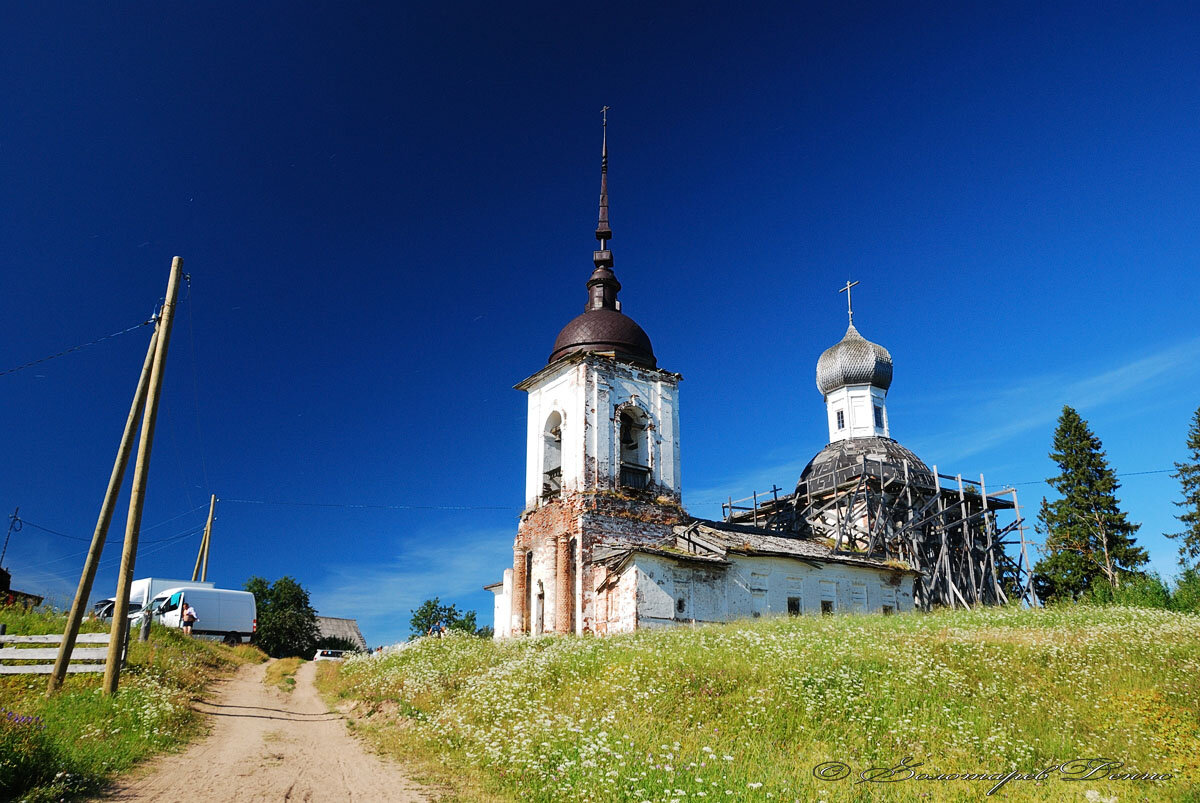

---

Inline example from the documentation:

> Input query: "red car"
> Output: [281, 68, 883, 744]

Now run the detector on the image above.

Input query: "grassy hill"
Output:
[320, 605, 1200, 802]
[0, 608, 265, 801]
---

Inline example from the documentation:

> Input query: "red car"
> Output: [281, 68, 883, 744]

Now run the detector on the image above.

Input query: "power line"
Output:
[11, 503, 207, 543]
[15, 525, 204, 573]
[18, 519, 92, 542]
[16, 517, 207, 546]
[184, 277, 212, 494]
[140, 503, 210, 533]
[992, 468, 1174, 489]
[221, 497, 518, 512]
[0, 317, 155, 377]
[688, 467, 1179, 505]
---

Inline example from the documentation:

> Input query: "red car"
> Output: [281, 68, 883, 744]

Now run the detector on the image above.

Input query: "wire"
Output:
[184, 276, 212, 494]
[164, 395, 197, 511]
[14, 526, 204, 573]
[221, 497, 517, 511]
[694, 467, 1180, 506]
[13, 504, 207, 543]
[140, 503, 210, 533]
[0, 317, 155, 377]
[1001, 468, 1174, 487]
[18, 520, 92, 542]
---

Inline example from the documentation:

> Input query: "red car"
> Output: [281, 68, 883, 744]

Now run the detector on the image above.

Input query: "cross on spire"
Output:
[839, 279, 860, 325]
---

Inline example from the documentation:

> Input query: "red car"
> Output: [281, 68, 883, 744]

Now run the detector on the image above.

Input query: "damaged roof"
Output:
[596, 518, 919, 575]
[675, 519, 920, 573]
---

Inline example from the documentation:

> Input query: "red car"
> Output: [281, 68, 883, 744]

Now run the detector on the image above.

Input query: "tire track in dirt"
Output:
[105, 660, 431, 802]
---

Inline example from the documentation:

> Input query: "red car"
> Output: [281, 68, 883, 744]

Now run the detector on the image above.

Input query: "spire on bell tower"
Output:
[594, 105, 612, 254]
[587, 106, 620, 312]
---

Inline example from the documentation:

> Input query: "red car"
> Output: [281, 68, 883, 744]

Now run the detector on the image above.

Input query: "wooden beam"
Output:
[104, 257, 183, 695]
[47, 327, 157, 696]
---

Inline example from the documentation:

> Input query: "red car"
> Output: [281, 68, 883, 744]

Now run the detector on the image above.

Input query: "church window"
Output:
[787, 596, 801, 616]
[882, 605, 894, 615]
[836, 410, 845, 430]
[542, 412, 563, 501]
[873, 405, 884, 429]
[618, 408, 650, 490]
[676, 597, 686, 614]
[820, 600, 834, 615]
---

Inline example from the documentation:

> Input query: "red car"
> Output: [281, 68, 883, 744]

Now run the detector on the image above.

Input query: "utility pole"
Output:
[192, 494, 216, 582]
[103, 257, 183, 695]
[201, 496, 214, 582]
[1, 507, 19, 568]
[47, 329, 158, 695]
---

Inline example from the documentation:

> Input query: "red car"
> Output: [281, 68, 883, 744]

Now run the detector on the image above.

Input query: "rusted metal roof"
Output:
[549, 306, 656, 367]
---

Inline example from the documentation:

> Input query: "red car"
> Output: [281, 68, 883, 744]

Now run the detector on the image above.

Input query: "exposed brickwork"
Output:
[555, 534, 570, 633]
[513, 490, 687, 635]
[511, 546, 527, 636]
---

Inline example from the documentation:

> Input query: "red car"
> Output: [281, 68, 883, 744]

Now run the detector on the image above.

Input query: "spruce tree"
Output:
[1032, 405, 1147, 601]
[1167, 405, 1200, 570]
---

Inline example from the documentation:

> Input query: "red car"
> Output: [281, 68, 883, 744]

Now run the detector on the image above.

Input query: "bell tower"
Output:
[501, 112, 685, 639]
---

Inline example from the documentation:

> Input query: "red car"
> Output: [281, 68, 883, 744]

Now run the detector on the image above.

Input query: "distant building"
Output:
[315, 615, 367, 651]
[0, 567, 44, 608]
[486, 123, 1032, 638]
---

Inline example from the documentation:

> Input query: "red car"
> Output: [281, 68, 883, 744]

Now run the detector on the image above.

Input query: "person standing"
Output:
[182, 601, 198, 636]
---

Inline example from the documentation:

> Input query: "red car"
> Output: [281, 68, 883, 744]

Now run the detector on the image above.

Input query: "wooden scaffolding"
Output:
[724, 455, 1039, 610]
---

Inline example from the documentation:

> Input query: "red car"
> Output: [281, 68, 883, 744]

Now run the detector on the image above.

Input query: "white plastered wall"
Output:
[825, 383, 889, 443]
[488, 569, 512, 641]
[629, 553, 914, 628]
[523, 357, 681, 509]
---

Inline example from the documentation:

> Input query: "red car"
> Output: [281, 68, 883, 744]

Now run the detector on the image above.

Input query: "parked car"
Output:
[314, 649, 345, 661]
[147, 586, 256, 645]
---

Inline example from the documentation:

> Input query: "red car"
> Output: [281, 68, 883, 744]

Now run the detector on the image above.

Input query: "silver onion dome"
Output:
[815, 323, 893, 395]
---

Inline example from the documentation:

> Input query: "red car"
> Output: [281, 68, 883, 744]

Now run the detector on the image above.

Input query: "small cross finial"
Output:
[839, 279, 860, 324]
[601, 105, 609, 126]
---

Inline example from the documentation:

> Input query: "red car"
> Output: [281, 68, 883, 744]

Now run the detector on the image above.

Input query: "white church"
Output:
[484, 123, 943, 638]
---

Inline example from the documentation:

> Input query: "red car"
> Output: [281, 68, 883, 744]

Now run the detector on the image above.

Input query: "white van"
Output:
[149, 586, 257, 645]
[94, 577, 214, 620]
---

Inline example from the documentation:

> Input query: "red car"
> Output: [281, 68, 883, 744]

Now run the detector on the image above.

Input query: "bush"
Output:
[1171, 569, 1200, 613]
[1082, 572, 1172, 609]
[312, 636, 359, 657]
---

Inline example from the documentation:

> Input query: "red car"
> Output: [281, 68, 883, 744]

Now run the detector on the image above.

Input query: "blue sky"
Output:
[2, 2, 1198, 646]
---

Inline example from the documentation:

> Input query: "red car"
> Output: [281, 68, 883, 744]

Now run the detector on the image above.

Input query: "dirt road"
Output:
[107, 660, 431, 802]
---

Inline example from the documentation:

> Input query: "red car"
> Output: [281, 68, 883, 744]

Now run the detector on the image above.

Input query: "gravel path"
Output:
[106, 660, 431, 802]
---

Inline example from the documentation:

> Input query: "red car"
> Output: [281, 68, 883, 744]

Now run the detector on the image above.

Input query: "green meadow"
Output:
[320, 605, 1200, 802]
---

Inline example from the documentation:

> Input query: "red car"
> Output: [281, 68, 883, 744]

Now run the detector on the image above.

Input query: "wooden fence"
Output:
[0, 632, 113, 674]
